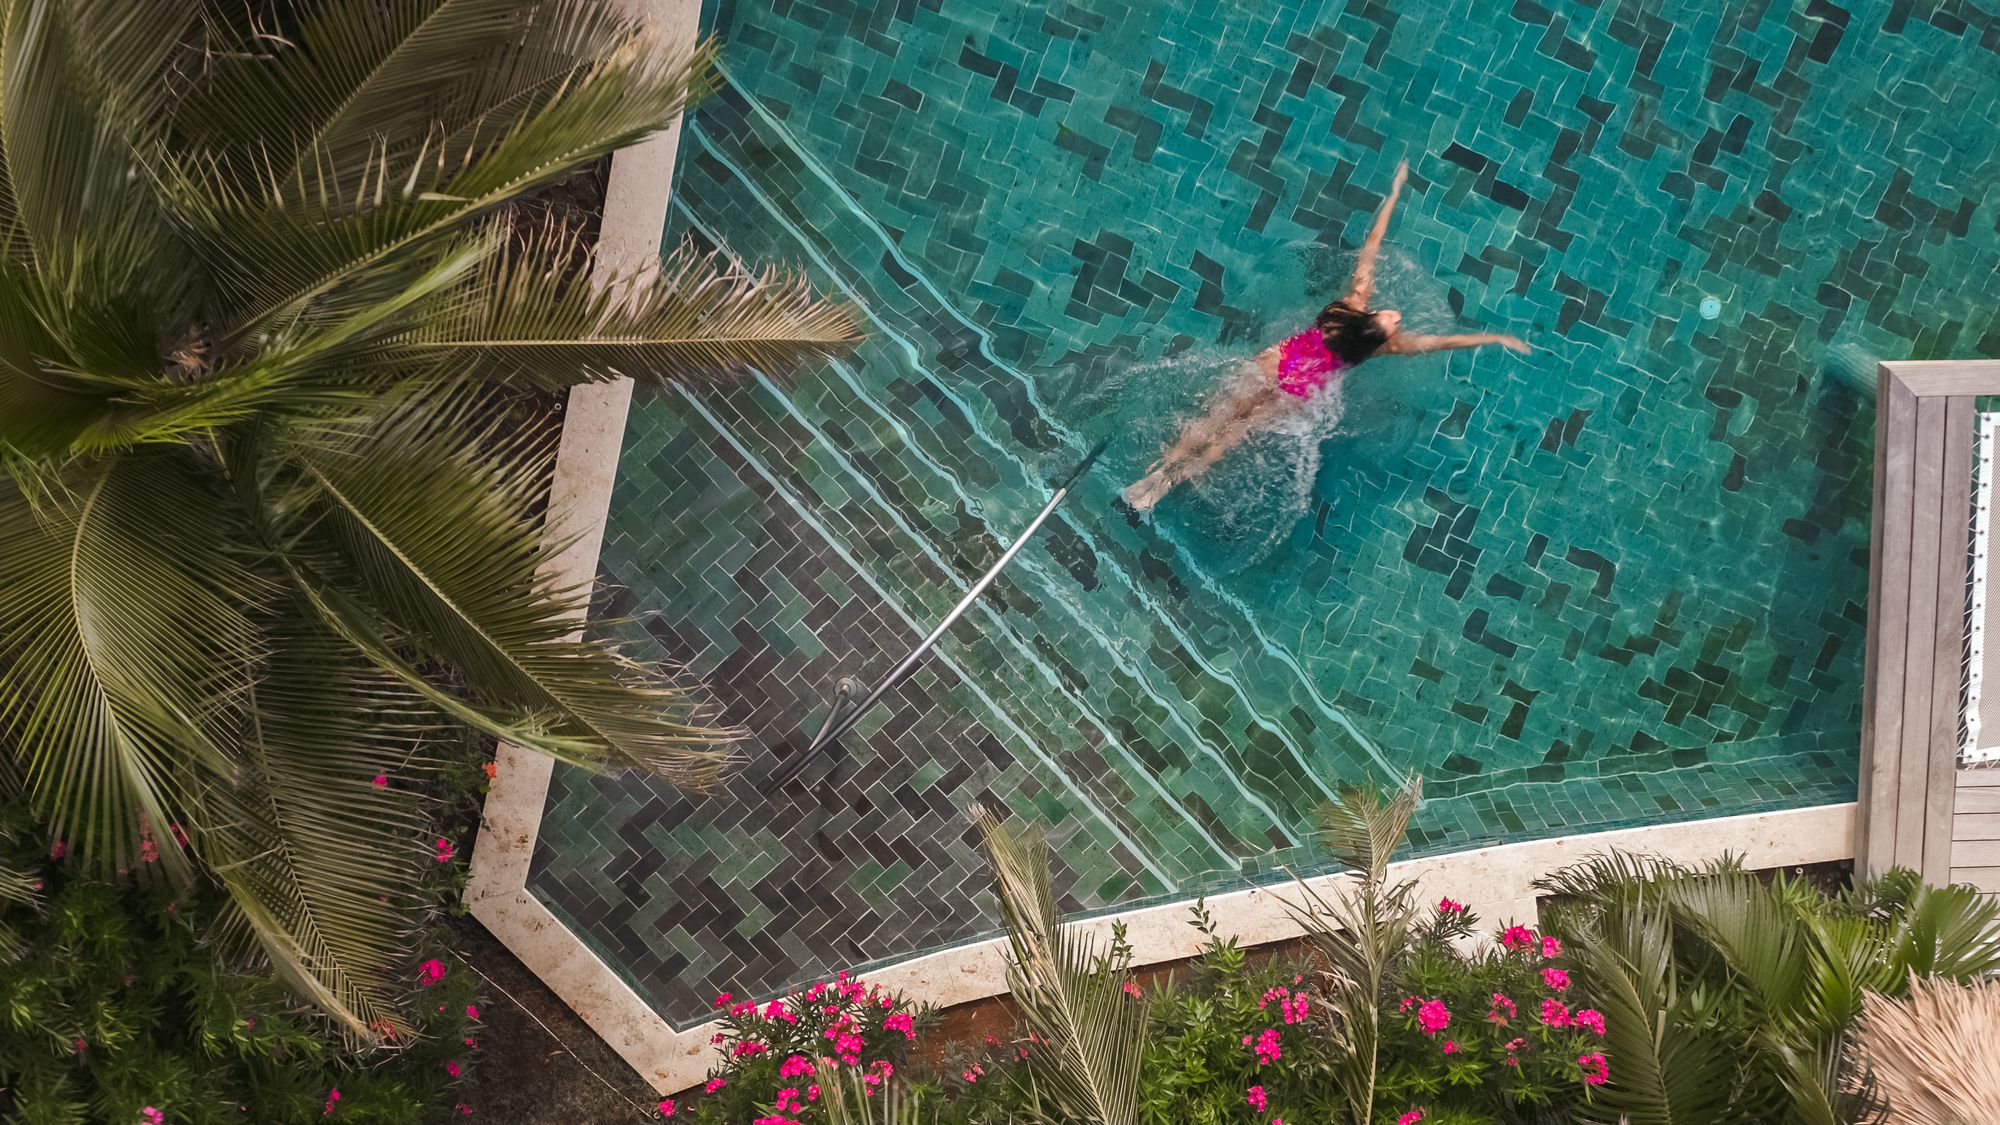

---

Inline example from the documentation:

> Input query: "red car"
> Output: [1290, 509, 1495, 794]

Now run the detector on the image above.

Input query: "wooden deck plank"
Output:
[1894, 394, 1947, 866]
[1959, 785, 2000, 813]
[1960, 769, 2000, 787]
[1949, 866, 2000, 894]
[1864, 375, 1919, 873]
[1923, 396, 1975, 883]
[1954, 813, 2000, 840]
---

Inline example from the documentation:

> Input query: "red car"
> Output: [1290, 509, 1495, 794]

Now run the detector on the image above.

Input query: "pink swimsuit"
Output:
[1276, 328, 1342, 398]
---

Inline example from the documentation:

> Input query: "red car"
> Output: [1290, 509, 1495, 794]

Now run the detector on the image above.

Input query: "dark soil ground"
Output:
[440, 915, 665, 1124]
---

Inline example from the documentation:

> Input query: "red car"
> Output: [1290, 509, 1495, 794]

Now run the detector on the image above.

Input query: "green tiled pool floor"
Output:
[530, 0, 2000, 1026]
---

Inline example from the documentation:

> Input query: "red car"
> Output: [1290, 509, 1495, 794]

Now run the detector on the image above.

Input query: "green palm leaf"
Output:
[201, 610, 436, 1038]
[1566, 901, 1747, 1125]
[971, 804, 1146, 1125]
[0, 456, 265, 874]
[286, 395, 735, 785]
[402, 228, 861, 388]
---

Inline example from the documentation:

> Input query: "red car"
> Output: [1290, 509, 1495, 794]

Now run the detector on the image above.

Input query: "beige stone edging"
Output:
[465, 0, 1862, 1096]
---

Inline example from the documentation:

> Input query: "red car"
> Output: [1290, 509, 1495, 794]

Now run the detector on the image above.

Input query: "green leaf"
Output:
[402, 229, 859, 388]
[0, 453, 266, 873]
[284, 395, 734, 785]
[201, 609, 437, 1038]
[972, 804, 1146, 1125]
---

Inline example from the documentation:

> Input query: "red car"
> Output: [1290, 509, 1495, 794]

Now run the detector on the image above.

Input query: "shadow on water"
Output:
[1048, 242, 1463, 577]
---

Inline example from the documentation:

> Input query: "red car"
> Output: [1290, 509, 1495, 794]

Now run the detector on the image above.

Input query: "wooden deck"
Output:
[1954, 768, 2000, 894]
[1859, 361, 2000, 890]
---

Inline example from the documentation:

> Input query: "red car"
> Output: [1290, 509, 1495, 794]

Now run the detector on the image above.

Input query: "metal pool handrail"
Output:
[774, 438, 1112, 784]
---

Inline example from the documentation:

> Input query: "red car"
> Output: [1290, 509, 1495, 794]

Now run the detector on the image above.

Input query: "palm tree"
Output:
[0, 0, 856, 1036]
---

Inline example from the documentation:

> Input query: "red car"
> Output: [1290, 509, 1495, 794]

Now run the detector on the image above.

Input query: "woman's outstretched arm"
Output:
[1344, 159, 1409, 309]
[1382, 331, 1530, 355]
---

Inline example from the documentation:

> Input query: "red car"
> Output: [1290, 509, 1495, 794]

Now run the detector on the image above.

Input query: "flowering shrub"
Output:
[670, 972, 934, 1124]
[0, 821, 481, 1125]
[1376, 900, 1608, 1123]
[1124, 902, 1344, 1125]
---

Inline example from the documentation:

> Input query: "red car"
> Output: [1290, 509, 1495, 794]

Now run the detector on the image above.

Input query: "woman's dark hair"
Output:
[1316, 299, 1391, 365]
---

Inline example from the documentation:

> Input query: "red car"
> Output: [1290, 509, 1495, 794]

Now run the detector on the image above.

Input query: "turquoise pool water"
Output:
[531, 0, 2000, 1024]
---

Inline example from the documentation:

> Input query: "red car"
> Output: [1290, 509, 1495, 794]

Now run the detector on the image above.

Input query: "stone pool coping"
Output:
[466, 0, 1859, 1093]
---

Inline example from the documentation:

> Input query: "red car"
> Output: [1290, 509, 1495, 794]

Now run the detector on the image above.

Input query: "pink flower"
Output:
[962, 1063, 985, 1083]
[1487, 993, 1517, 1023]
[776, 1089, 804, 1113]
[371, 774, 387, 788]
[1398, 1112, 1425, 1125]
[730, 1040, 770, 1057]
[704, 1079, 727, 1094]
[1540, 999, 1571, 1028]
[1573, 1008, 1607, 1035]
[1541, 968, 1570, 992]
[806, 1085, 820, 1102]
[713, 992, 732, 1008]
[465, 1005, 480, 1020]
[884, 1011, 917, 1041]
[778, 1055, 815, 1079]
[140, 837, 160, 864]
[455, 1107, 472, 1117]
[1578, 1052, 1610, 1085]
[1415, 999, 1451, 1035]
[73, 1038, 86, 1053]
[464, 1038, 478, 1049]
[435, 837, 455, 863]
[1123, 979, 1143, 998]
[141, 1109, 165, 1125]
[1398, 995, 1417, 1013]
[1541, 935, 1563, 959]
[49, 840, 66, 860]
[419, 959, 447, 986]
[1282, 993, 1309, 1024]
[1437, 897, 1466, 914]
[322, 1088, 341, 1117]
[168, 823, 189, 848]
[1245, 1028, 1283, 1065]
[1246, 1085, 1268, 1113]
[1441, 1039, 1458, 1054]
[445, 1060, 461, 1077]
[1500, 925, 1536, 951]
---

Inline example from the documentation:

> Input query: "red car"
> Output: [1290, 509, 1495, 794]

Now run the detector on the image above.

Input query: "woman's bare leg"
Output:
[1126, 381, 1293, 512]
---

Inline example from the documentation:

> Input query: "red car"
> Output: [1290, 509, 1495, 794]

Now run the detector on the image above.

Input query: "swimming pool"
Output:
[530, 0, 2000, 1025]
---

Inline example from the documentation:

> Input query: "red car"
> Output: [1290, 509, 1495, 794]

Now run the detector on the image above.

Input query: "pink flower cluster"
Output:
[1500, 925, 1536, 950]
[1415, 999, 1451, 1035]
[961, 1062, 986, 1084]
[1540, 999, 1571, 1027]
[1441, 1040, 1459, 1054]
[883, 1012, 916, 1041]
[1542, 968, 1570, 993]
[656, 1099, 675, 1117]
[1578, 1052, 1610, 1085]
[1487, 993, 1517, 1023]
[778, 1054, 815, 1080]
[141, 1109, 165, 1125]
[1572, 1008, 1606, 1036]
[419, 959, 447, 986]
[731, 1040, 769, 1058]
[322, 1088, 341, 1117]
[1246, 1084, 1268, 1112]
[1398, 1111, 1425, 1125]
[1258, 985, 1309, 1024]
[1437, 897, 1466, 914]
[1243, 1028, 1283, 1065]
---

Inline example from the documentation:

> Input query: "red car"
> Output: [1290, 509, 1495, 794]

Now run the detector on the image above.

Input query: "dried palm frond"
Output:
[1851, 976, 2000, 1125]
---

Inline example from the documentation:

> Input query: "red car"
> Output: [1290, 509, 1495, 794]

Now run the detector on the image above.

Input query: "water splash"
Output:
[1050, 242, 1463, 569]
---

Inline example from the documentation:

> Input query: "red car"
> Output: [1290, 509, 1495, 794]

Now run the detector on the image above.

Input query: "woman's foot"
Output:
[1124, 470, 1173, 513]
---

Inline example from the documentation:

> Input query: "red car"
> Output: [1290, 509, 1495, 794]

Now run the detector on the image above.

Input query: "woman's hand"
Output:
[1390, 159, 1409, 194]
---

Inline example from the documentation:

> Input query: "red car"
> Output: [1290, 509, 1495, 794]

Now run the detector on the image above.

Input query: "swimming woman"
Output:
[1124, 160, 1529, 512]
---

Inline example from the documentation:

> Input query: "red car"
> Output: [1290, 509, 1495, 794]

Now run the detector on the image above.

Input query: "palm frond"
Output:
[0, 455, 266, 873]
[1314, 774, 1418, 882]
[1851, 977, 2000, 1125]
[174, 27, 711, 340]
[201, 609, 438, 1038]
[971, 804, 1146, 1125]
[402, 229, 860, 389]
[0, 856, 38, 960]
[817, 1063, 933, 1125]
[281, 395, 735, 785]
[1285, 780, 1423, 1125]
[0, 0, 193, 260]
[64, 233, 494, 452]
[1566, 902, 1747, 1125]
